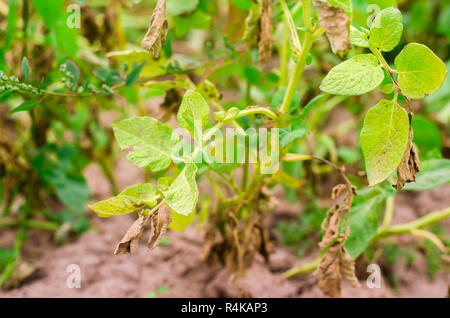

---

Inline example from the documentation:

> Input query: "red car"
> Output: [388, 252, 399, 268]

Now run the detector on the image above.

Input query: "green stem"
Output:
[279, 16, 290, 87]
[284, 257, 320, 278]
[236, 107, 279, 120]
[374, 207, 450, 239]
[0, 218, 59, 231]
[380, 195, 394, 232]
[279, 0, 313, 115]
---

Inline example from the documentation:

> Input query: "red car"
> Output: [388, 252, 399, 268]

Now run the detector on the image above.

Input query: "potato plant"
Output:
[1, 0, 449, 297]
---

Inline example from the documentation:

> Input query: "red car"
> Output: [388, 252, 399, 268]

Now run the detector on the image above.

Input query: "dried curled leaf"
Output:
[141, 0, 168, 59]
[339, 248, 360, 288]
[114, 214, 147, 255]
[148, 206, 172, 250]
[393, 129, 420, 191]
[258, 0, 273, 65]
[313, 0, 351, 56]
[313, 184, 359, 297]
[314, 239, 343, 297]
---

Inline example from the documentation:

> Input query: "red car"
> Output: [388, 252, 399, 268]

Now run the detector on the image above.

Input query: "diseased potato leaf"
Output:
[141, 0, 168, 59]
[148, 206, 172, 250]
[90, 183, 159, 217]
[114, 214, 147, 254]
[113, 117, 178, 171]
[395, 43, 447, 99]
[313, 0, 351, 55]
[320, 54, 384, 95]
[360, 99, 409, 186]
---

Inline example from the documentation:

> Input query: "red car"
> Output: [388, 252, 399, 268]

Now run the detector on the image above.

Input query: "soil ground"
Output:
[0, 156, 449, 298]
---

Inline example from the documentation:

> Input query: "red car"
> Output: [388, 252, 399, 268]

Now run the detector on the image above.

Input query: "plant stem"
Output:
[380, 195, 394, 232]
[375, 207, 450, 239]
[236, 106, 279, 120]
[0, 218, 59, 231]
[284, 256, 320, 278]
[280, 0, 313, 115]
[279, 16, 290, 87]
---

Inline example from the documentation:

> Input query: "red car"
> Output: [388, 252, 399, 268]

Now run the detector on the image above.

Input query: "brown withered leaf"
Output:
[313, 184, 359, 297]
[141, 0, 168, 59]
[148, 206, 172, 250]
[339, 248, 361, 288]
[258, 0, 273, 65]
[314, 239, 342, 297]
[313, 0, 351, 56]
[114, 214, 147, 255]
[393, 129, 420, 191]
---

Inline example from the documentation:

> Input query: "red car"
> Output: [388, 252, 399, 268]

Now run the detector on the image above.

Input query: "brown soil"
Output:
[0, 156, 449, 298]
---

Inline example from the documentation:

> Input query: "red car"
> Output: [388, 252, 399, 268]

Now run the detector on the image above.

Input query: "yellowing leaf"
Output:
[320, 54, 384, 95]
[369, 7, 403, 52]
[113, 117, 178, 171]
[360, 99, 409, 186]
[177, 90, 210, 139]
[395, 43, 447, 99]
[107, 50, 167, 77]
[168, 207, 196, 232]
[350, 25, 369, 48]
[90, 183, 159, 217]
[162, 163, 198, 216]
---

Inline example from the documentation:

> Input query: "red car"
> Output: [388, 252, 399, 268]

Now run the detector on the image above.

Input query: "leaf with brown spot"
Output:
[258, 0, 273, 65]
[313, 0, 351, 56]
[114, 214, 147, 255]
[141, 0, 168, 59]
[393, 129, 420, 191]
[148, 206, 172, 250]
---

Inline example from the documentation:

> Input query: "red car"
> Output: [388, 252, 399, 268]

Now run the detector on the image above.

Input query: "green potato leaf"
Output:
[320, 54, 384, 95]
[360, 99, 409, 186]
[113, 117, 178, 171]
[395, 43, 447, 99]
[369, 7, 403, 52]
[177, 90, 210, 139]
[162, 163, 198, 216]
[344, 197, 382, 259]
